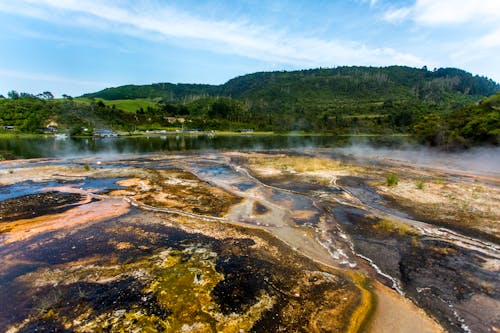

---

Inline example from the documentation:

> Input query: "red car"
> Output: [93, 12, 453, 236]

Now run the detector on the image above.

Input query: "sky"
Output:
[0, 0, 499, 97]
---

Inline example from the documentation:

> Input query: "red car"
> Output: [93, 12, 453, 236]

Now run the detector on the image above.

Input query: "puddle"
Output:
[270, 189, 293, 203]
[233, 181, 257, 191]
[270, 190, 316, 210]
[253, 202, 269, 215]
[0, 180, 73, 201]
[196, 164, 239, 180]
[269, 189, 321, 226]
[292, 211, 322, 226]
[0, 177, 126, 201]
[78, 177, 127, 193]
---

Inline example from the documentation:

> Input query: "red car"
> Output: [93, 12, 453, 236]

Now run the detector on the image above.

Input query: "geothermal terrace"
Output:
[0, 150, 498, 332]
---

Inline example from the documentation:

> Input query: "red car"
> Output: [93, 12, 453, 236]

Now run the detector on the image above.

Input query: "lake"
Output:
[0, 134, 410, 158]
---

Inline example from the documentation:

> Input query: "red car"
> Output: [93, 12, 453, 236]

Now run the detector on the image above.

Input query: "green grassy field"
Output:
[73, 98, 160, 113]
[0, 132, 45, 138]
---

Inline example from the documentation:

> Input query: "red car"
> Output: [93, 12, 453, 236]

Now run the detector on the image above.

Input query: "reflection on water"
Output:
[0, 178, 126, 200]
[0, 135, 409, 158]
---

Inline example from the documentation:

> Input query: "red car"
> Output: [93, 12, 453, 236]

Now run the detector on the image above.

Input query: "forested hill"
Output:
[83, 66, 499, 103]
[1, 66, 498, 147]
[82, 83, 218, 101]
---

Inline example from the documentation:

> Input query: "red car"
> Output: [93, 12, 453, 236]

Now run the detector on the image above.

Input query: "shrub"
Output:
[375, 218, 418, 236]
[386, 174, 399, 187]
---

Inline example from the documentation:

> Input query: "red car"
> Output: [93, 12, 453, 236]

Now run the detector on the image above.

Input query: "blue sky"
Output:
[1, 0, 499, 97]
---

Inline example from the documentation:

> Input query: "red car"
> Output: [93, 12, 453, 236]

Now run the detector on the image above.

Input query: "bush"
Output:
[375, 218, 418, 236]
[386, 174, 399, 187]
[0, 150, 17, 160]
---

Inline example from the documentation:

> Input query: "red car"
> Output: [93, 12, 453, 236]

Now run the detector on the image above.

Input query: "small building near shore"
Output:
[165, 117, 185, 123]
[43, 126, 58, 134]
[93, 129, 119, 137]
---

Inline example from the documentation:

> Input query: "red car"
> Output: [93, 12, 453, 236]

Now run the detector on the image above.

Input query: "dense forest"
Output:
[413, 91, 500, 147]
[1, 66, 499, 146]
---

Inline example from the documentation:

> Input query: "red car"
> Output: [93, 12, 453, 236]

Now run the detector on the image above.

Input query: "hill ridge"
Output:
[81, 66, 499, 102]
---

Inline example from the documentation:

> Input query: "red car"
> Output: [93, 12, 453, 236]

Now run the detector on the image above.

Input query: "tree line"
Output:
[1, 66, 498, 147]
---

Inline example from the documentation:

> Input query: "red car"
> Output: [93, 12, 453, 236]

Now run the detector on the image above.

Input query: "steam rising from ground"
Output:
[331, 144, 500, 177]
[2, 135, 498, 177]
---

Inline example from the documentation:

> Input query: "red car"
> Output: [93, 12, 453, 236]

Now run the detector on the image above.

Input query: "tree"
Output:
[8, 90, 19, 99]
[20, 92, 35, 98]
[208, 99, 232, 119]
[177, 105, 190, 116]
[413, 113, 447, 146]
[387, 109, 415, 128]
[21, 114, 43, 132]
[158, 100, 178, 116]
[40, 91, 54, 100]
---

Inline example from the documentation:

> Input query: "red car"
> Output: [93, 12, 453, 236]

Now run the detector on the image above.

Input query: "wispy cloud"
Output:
[381, 0, 500, 81]
[359, 0, 378, 8]
[0, 0, 426, 68]
[476, 27, 500, 49]
[411, 0, 500, 26]
[450, 26, 500, 67]
[0, 68, 111, 87]
[383, 7, 411, 24]
[382, 0, 500, 26]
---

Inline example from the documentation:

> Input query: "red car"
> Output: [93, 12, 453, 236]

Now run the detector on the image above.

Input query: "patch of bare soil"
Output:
[377, 178, 500, 243]
[0, 198, 130, 244]
[369, 282, 444, 333]
[0, 192, 83, 222]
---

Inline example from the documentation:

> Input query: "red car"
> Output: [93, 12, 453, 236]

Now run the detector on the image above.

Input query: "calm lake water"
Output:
[0, 135, 409, 159]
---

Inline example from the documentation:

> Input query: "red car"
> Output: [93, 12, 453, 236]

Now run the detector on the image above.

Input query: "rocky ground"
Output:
[0, 151, 498, 332]
[243, 152, 499, 333]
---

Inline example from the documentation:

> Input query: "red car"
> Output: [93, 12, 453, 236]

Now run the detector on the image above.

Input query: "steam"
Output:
[1, 135, 498, 177]
[48, 138, 135, 160]
[331, 143, 500, 177]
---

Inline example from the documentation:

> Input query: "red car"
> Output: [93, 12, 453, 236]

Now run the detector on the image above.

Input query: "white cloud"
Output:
[411, 0, 500, 26]
[383, 7, 411, 23]
[0, 0, 426, 68]
[383, 0, 500, 26]
[380, 0, 500, 82]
